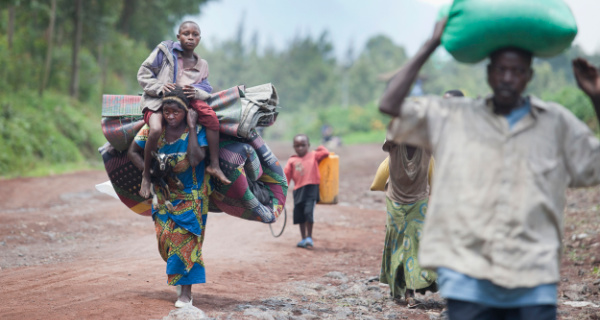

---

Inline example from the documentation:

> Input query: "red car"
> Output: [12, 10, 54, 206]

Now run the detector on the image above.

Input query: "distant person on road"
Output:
[379, 17, 600, 320]
[378, 89, 463, 307]
[284, 134, 330, 248]
[128, 86, 211, 308]
[137, 20, 230, 200]
[321, 124, 333, 143]
[321, 124, 342, 148]
[321, 124, 342, 149]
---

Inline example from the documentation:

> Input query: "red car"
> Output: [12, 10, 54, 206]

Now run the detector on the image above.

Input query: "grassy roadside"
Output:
[0, 91, 106, 178]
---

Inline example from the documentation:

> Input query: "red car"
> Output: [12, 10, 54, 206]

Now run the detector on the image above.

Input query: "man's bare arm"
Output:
[379, 19, 447, 117]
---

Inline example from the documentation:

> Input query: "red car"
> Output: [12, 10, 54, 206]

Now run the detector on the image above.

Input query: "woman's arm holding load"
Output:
[128, 140, 145, 172]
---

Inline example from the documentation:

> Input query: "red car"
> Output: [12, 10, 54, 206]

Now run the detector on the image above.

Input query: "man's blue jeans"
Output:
[447, 299, 556, 320]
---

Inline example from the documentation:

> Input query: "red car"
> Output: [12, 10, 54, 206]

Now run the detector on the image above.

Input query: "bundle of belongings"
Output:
[438, 0, 577, 63]
[97, 84, 287, 223]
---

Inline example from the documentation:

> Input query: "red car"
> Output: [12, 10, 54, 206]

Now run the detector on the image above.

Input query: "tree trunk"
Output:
[98, 42, 106, 95]
[39, 0, 57, 97]
[117, 0, 137, 35]
[69, 0, 82, 98]
[7, 5, 15, 50]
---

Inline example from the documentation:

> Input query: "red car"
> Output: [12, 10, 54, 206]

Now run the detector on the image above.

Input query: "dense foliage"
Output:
[1, 1, 599, 176]
[0, 0, 211, 176]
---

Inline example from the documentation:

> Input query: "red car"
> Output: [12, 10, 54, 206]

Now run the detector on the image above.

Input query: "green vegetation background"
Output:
[1, 0, 599, 177]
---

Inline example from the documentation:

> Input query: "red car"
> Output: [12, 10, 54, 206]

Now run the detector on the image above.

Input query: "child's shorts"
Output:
[292, 184, 320, 224]
[190, 100, 220, 131]
[143, 109, 158, 124]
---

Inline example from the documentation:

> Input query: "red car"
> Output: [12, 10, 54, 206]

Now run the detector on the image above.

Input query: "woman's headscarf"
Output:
[162, 86, 189, 111]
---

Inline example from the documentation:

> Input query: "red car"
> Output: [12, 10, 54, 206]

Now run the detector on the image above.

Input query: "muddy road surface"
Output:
[0, 142, 598, 319]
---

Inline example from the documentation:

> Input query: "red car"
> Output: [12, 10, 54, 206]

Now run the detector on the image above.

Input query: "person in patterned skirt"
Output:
[128, 86, 211, 308]
[379, 140, 437, 307]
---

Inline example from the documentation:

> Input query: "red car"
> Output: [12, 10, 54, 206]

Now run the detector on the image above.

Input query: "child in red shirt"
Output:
[284, 134, 330, 248]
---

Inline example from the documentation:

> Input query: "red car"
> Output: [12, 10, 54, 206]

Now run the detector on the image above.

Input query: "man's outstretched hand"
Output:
[573, 58, 600, 100]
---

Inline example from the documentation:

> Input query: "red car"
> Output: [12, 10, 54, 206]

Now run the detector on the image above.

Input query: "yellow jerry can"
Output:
[318, 152, 339, 204]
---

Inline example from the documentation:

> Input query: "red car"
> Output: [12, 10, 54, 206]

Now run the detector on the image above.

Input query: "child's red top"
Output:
[284, 146, 330, 190]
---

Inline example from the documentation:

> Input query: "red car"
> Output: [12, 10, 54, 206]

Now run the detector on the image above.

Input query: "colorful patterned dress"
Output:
[134, 124, 212, 285]
[379, 143, 437, 298]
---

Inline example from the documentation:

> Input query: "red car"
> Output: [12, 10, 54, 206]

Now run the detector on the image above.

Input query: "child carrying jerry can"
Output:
[284, 134, 338, 249]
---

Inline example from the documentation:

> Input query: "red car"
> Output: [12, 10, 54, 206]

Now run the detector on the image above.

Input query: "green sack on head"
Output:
[441, 0, 577, 63]
[436, 3, 451, 21]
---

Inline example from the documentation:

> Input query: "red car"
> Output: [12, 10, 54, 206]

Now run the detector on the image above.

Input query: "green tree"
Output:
[69, 0, 82, 98]
[277, 31, 339, 110]
[348, 35, 408, 105]
[39, 0, 56, 97]
[116, 0, 213, 48]
[421, 56, 488, 97]
[542, 86, 598, 131]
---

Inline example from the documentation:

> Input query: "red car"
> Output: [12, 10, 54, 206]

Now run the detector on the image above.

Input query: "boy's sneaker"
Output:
[305, 237, 313, 247]
[297, 238, 307, 248]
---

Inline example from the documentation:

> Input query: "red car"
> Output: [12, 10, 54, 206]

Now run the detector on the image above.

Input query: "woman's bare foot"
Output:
[139, 174, 152, 198]
[207, 165, 231, 185]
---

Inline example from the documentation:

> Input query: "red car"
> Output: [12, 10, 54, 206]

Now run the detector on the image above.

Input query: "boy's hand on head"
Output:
[187, 109, 198, 128]
[162, 83, 177, 94]
[183, 85, 197, 99]
[184, 85, 211, 100]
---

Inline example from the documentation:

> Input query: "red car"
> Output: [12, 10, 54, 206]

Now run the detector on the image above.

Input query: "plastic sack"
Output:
[370, 156, 390, 192]
[428, 157, 435, 189]
[436, 4, 451, 21]
[441, 0, 577, 63]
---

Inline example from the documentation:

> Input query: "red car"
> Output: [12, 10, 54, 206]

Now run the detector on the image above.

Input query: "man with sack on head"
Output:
[379, 18, 600, 320]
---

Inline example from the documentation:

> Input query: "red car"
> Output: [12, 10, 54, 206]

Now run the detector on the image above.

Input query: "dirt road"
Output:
[0, 142, 598, 319]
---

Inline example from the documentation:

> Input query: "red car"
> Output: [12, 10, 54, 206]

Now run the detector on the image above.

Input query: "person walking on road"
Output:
[379, 17, 600, 320]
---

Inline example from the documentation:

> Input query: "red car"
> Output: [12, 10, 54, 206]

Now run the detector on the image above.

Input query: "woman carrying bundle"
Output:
[128, 86, 211, 308]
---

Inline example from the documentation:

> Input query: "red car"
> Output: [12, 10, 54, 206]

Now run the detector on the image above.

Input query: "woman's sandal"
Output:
[406, 297, 422, 309]
[175, 297, 193, 308]
[405, 290, 422, 308]
[175, 285, 194, 308]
